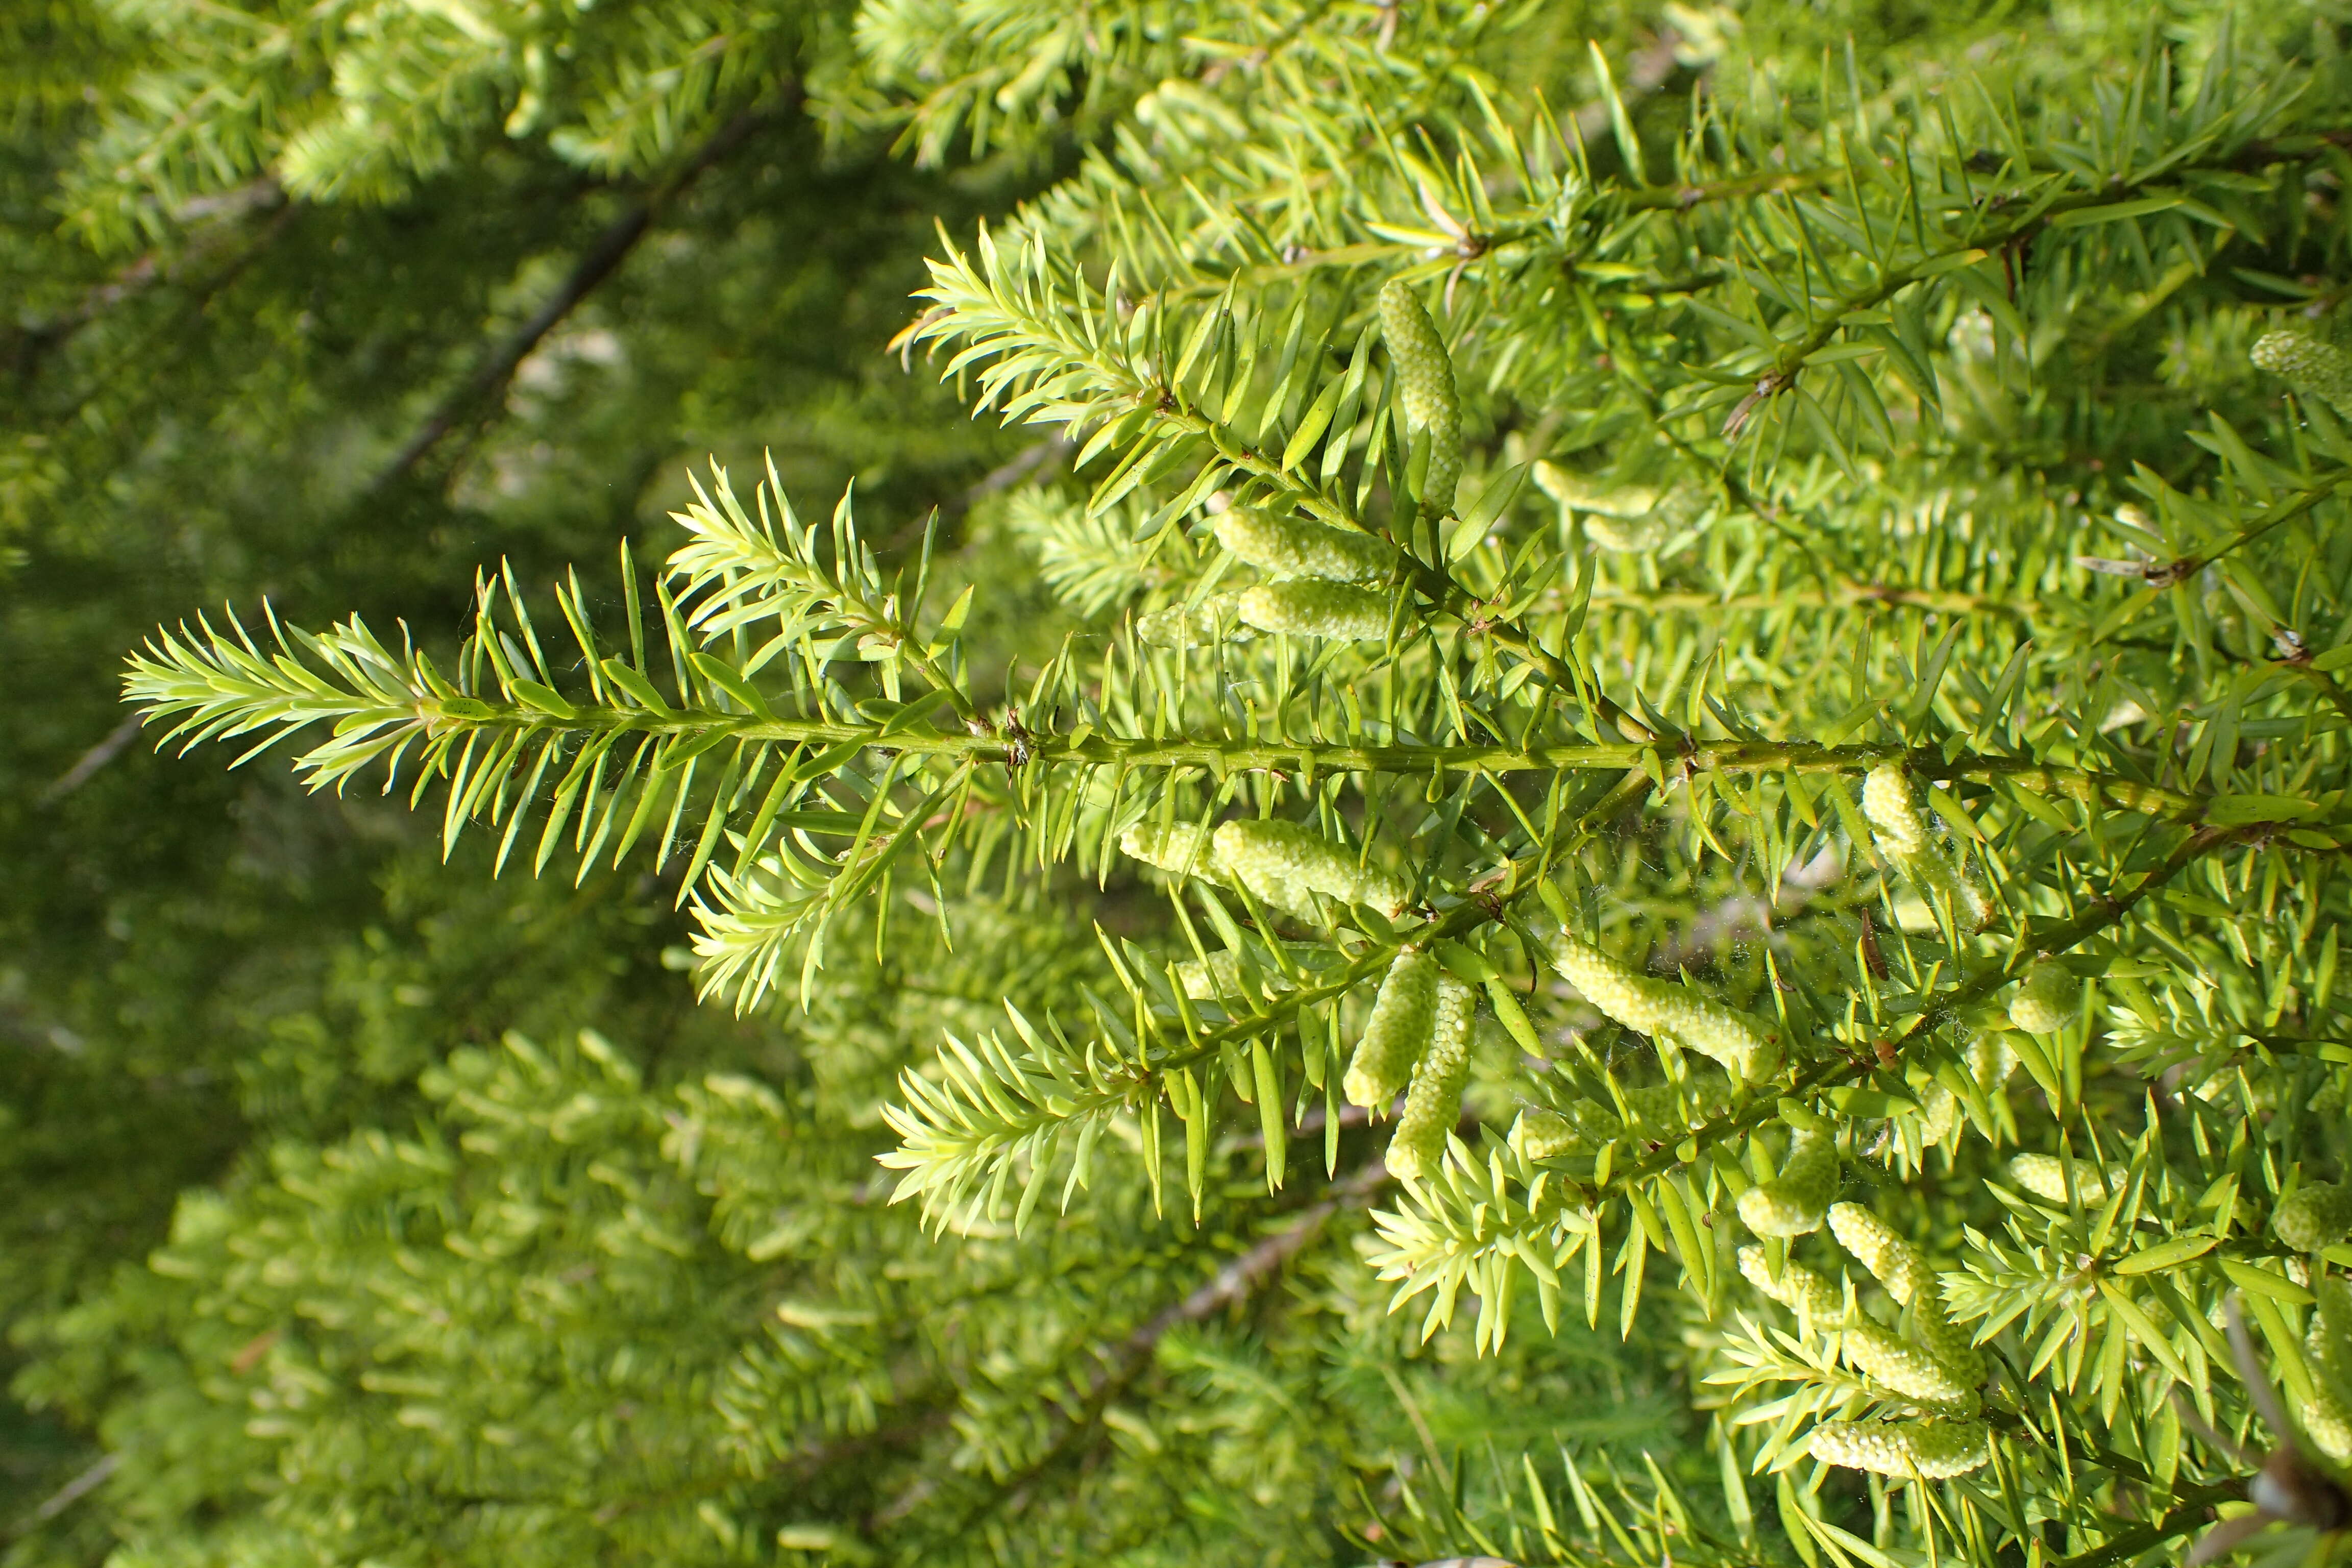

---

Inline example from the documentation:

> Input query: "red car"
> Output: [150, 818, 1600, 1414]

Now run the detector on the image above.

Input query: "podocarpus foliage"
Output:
[110, 1, 2352, 1564]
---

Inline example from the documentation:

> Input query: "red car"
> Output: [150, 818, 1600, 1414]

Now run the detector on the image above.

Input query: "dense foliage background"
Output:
[13, 2, 2352, 1566]
[3, 4, 1686, 1562]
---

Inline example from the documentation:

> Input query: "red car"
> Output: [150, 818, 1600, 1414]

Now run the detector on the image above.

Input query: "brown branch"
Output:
[954, 432, 1073, 513]
[876, 1162, 1391, 1535]
[1116, 1159, 1389, 1365]
[4, 1452, 119, 1540]
[6, 179, 287, 385]
[38, 713, 143, 805]
[882, 432, 1076, 551]
[368, 93, 792, 493]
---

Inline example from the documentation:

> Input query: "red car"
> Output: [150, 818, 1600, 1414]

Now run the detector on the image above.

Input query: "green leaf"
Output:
[1484, 979, 1541, 1055]
[688, 653, 774, 719]
[878, 688, 955, 738]
[2206, 794, 2321, 824]
[1587, 42, 1646, 185]
[1282, 376, 1348, 472]
[1825, 1086, 1919, 1117]
[507, 680, 578, 719]
[2048, 193, 2186, 227]
[1435, 939, 1499, 983]
[2112, 1234, 2217, 1275]
[2094, 1280, 2194, 1388]
[2217, 1258, 2314, 1305]
[600, 659, 672, 714]
[657, 726, 741, 770]
[1455, 462, 1530, 542]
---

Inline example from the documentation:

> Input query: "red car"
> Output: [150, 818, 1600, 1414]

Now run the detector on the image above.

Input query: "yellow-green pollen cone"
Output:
[1861, 763, 1931, 858]
[1345, 950, 1439, 1109]
[1530, 460, 1693, 553]
[1829, 1204, 1982, 1386]
[1828, 1203, 1929, 1302]
[2007, 959, 2079, 1035]
[1915, 1035, 2019, 1147]
[1861, 763, 1991, 929]
[1212, 818, 1410, 918]
[2008, 1153, 2109, 1205]
[1906, 1303, 1985, 1391]
[1614, 1082, 1726, 1132]
[2304, 1280, 2352, 1462]
[1385, 976, 1477, 1182]
[1737, 1123, 1836, 1237]
[1118, 820, 1224, 881]
[1919, 1080, 1962, 1146]
[1512, 1084, 1723, 1161]
[1546, 931, 1779, 1080]
[2253, 329, 2352, 417]
[1174, 944, 1332, 1000]
[1808, 1419, 1991, 1479]
[2307, 1384, 2352, 1465]
[1236, 580, 1389, 642]
[1738, 1245, 1843, 1319]
[1840, 1318, 1979, 1410]
[2276, 1181, 2352, 1252]
[1175, 949, 1282, 999]
[1135, 597, 1254, 648]
[1211, 508, 1394, 583]
[1377, 279, 1462, 519]
[1512, 1107, 1579, 1159]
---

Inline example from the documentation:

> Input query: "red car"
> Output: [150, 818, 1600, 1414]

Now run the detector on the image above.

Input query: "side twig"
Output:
[369, 94, 792, 492]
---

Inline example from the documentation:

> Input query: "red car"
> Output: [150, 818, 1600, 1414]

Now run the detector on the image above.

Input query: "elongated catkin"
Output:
[2254, 329, 2352, 416]
[1236, 580, 1389, 642]
[1809, 1419, 1990, 1478]
[1345, 950, 1439, 1109]
[2008, 1153, 2108, 1205]
[1840, 1317, 1979, 1410]
[2276, 1182, 2352, 1252]
[1547, 932, 1778, 1080]
[1861, 764, 1991, 930]
[1378, 280, 1462, 520]
[1385, 977, 1476, 1181]
[2305, 1280, 2352, 1461]
[1736, 1120, 1835, 1237]
[1211, 508, 1394, 583]
[1119, 821, 1223, 879]
[1738, 1245, 1842, 1319]
[1213, 818, 1410, 917]
[1830, 1203, 1981, 1386]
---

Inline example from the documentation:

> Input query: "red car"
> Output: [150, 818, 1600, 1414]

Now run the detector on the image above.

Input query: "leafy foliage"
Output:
[32, 0, 2352, 1564]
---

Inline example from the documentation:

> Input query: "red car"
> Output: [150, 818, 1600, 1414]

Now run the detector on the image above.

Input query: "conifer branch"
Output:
[121, 620, 2310, 834]
[1373, 820, 2262, 1340]
[1716, 132, 2335, 439]
[96, 14, 2352, 1561]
